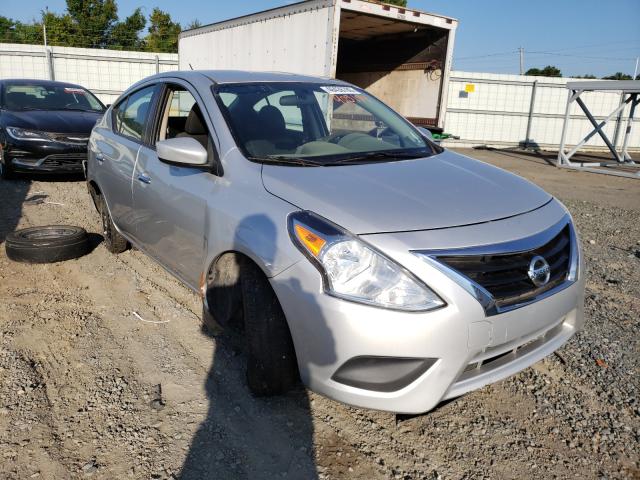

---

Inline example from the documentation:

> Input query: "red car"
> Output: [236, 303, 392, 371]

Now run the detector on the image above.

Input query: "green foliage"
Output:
[65, 0, 118, 48]
[382, 0, 408, 6]
[574, 74, 596, 79]
[602, 72, 633, 80]
[0, 1, 182, 53]
[0, 15, 43, 44]
[186, 19, 202, 31]
[525, 65, 562, 77]
[145, 8, 181, 53]
[109, 8, 146, 50]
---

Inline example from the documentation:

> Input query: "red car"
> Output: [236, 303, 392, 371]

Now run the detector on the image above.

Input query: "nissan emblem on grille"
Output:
[528, 255, 551, 287]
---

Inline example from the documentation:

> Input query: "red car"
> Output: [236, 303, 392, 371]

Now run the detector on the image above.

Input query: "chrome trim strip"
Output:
[413, 216, 578, 316]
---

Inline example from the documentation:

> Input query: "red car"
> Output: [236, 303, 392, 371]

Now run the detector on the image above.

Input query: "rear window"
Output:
[1, 83, 104, 112]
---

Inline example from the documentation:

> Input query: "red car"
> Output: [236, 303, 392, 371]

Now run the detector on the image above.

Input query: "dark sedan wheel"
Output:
[0, 151, 14, 180]
[5, 226, 91, 263]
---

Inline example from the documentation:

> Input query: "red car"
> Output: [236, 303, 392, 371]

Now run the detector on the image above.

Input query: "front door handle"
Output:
[137, 173, 151, 184]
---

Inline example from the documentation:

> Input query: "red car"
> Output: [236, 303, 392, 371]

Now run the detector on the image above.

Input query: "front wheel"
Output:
[0, 151, 14, 180]
[241, 260, 299, 396]
[98, 195, 128, 254]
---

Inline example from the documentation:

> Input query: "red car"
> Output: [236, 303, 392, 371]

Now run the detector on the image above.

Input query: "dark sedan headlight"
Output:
[6, 127, 52, 142]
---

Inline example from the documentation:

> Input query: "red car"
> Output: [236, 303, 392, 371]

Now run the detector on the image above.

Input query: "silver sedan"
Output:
[87, 70, 584, 414]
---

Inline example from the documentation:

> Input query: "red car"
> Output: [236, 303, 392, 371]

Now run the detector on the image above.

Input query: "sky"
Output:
[3, 0, 640, 77]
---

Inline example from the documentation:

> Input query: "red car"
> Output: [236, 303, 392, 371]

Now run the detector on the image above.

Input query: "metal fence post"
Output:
[524, 80, 538, 148]
[155, 55, 160, 74]
[45, 47, 55, 80]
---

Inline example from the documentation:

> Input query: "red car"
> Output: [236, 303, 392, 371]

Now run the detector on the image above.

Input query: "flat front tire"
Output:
[98, 195, 128, 254]
[241, 260, 299, 396]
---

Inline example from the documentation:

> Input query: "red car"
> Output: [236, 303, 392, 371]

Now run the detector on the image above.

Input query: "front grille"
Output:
[42, 153, 86, 167]
[437, 226, 571, 308]
[48, 133, 89, 144]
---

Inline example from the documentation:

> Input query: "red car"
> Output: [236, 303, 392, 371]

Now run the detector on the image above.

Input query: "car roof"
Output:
[138, 70, 349, 86]
[0, 78, 89, 89]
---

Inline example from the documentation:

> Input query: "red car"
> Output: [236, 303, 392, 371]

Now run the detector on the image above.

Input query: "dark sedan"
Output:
[0, 79, 106, 178]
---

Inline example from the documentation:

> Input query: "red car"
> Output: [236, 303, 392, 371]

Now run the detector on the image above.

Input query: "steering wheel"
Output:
[367, 127, 409, 148]
[321, 132, 351, 144]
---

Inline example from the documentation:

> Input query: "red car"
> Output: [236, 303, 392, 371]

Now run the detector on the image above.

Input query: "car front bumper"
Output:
[4, 139, 87, 173]
[270, 201, 585, 414]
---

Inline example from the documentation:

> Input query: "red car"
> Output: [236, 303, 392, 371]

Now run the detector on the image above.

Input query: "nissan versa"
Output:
[0, 79, 105, 178]
[87, 71, 584, 414]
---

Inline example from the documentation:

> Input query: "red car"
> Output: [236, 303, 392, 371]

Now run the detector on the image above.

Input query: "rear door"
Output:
[132, 80, 219, 288]
[93, 84, 159, 236]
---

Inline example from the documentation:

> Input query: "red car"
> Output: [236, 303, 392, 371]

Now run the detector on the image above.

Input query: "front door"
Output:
[132, 84, 215, 288]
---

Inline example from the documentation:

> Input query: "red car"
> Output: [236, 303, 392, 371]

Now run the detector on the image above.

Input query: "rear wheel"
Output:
[98, 195, 128, 254]
[241, 260, 299, 396]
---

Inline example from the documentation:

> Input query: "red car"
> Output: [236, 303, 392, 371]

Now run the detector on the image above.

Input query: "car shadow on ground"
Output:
[0, 176, 31, 244]
[179, 215, 336, 479]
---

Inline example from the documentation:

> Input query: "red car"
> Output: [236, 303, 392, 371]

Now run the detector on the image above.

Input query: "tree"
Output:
[525, 65, 562, 77]
[186, 19, 202, 30]
[0, 16, 43, 44]
[574, 74, 596, 79]
[145, 8, 181, 53]
[65, 0, 118, 48]
[602, 72, 633, 80]
[384, 0, 408, 6]
[43, 11, 77, 47]
[109, 8, 146, 50]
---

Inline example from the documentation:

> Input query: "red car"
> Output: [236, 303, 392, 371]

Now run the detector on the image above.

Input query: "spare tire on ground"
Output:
[5, 226, 91, 263]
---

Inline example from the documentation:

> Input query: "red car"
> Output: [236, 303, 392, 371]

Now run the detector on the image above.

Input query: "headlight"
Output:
[288, 211, 445, 312]
[6, 127, 51, 142]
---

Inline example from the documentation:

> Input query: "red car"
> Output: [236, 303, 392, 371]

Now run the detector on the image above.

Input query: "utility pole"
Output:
[43, 7, 48, 48]
[634, 57, 639, 80]
[519, 47, 524, 76]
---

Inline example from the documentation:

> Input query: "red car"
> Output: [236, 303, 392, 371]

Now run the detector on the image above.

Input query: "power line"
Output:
[454, 50, 517, 60]
[528, 51, 636, 61]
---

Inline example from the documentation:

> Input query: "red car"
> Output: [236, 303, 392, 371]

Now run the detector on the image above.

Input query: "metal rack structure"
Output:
[557, 80, 640, 179]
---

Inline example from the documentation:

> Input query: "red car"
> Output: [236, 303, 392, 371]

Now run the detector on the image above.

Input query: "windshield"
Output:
[214, 82, 440, 165]
[1, 82, 105, 112]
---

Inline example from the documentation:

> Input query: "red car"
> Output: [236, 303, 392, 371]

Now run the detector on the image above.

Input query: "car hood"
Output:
[262, 150, 552, 234]
[1, 109, 103, 134]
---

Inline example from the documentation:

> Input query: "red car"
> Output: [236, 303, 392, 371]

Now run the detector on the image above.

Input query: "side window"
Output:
[253, 91, 303, 132]
[113, 85, 156, 141]
[158, 88, 199, 141]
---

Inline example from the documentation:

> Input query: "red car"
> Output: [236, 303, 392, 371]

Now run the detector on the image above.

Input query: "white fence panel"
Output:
[0, 43, 178, 104]
[444, 71, 639, 151]
[1, 44, 637, 152]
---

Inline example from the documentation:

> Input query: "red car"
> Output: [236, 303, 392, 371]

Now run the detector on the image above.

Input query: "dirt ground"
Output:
[0, 148, 638, 479]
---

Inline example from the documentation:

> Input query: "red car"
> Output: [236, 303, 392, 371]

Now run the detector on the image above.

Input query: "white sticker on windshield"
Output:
[320, 86, 362, 95]
[64, 88, 85, 94]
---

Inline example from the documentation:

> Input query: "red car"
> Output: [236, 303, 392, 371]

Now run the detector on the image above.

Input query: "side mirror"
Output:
[157, 137, 208, 166]
[416, 126, 434, 141]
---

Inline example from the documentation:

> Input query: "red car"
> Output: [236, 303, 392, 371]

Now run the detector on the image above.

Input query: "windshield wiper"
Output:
[250, 155, 325, 167]
[329, 150, 430, 165]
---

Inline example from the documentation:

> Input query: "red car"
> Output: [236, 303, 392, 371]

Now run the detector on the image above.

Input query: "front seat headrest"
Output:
[185, 104, 207, 135]
[257, 105, 286, 135]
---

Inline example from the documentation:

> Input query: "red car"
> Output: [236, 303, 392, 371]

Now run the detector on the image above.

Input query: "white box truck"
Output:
[178, 0, 458, 130]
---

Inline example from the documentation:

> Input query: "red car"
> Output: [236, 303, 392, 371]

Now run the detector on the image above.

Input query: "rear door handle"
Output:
[137, 173, 151, 184]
